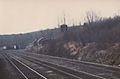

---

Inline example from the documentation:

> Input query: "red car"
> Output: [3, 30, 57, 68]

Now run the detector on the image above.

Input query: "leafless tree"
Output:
[85, 11, 101, 24]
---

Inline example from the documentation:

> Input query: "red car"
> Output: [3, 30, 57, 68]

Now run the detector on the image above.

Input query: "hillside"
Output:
[26, 15, 120, 66]
[0, 15, 120, 66]
[0, 28, 62, 48]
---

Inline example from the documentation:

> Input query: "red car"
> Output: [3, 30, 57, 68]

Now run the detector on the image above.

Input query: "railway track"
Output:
[11, 51, 120, 79]
[8, 53, 105, 79]
[2, 53, 47, 79]
[4, 52, 86, 79]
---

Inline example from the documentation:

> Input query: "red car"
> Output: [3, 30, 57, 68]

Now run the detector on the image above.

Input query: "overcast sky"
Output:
[0, 0, 120, 34]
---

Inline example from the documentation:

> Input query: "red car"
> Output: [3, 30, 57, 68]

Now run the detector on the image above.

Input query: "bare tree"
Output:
[85, 11, 101, 24]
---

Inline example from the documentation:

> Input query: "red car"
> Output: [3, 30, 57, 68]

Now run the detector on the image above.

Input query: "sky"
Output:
[0, 0, 120, 34]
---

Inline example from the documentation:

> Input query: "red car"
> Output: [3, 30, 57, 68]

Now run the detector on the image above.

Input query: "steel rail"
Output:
[2, 53, 28, 79]
[20, 52, 120, 73]
[3, 53, 47, 79]
[15, 54, 106, 79]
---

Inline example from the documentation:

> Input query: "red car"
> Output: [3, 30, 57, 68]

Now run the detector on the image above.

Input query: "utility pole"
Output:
[63, 13, 66, 24]
[57, 16, 60, 27]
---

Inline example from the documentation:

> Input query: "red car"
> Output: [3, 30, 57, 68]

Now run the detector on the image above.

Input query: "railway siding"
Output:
[13, 52, 120, 79]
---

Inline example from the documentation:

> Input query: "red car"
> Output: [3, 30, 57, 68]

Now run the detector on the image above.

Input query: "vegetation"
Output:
[0, 28, 61, 48]
[1, 15, 120, 47]
[0, 13, 120, 65]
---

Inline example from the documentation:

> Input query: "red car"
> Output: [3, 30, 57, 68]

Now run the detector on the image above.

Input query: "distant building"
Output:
[2, 45, 19, 50]
[13, 45, 17, 49]
[3, 46, 7, 50]
[59, 14, 68, 32]
[60, 24, 68, 32]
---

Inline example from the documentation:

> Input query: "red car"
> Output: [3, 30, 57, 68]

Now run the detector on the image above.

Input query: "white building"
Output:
[3, 46, 7, 50]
